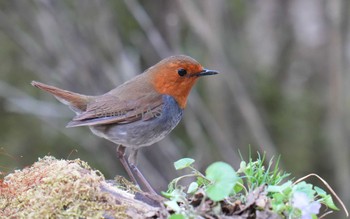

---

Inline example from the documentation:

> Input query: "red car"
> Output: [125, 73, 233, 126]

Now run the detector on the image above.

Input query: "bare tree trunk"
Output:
[325, 0, 350, 204]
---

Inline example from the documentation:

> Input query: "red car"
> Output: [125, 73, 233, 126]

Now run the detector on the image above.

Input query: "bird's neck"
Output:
[152, 77, 197, 109]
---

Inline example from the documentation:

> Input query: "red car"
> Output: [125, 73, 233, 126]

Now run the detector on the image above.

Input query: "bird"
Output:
[31, 55, 218, 194]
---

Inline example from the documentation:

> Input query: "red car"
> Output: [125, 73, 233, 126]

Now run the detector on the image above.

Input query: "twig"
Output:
[293, 173, 349, 217]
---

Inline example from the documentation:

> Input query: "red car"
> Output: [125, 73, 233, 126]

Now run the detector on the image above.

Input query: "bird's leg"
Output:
[128, 149, 157, 195]
[129, 163, 157, 195]
[116, 145, 139, 186]
[116, 146, 157, 195]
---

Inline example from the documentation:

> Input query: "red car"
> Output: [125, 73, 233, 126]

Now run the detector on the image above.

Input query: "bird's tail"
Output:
[31, 81, 90, 114]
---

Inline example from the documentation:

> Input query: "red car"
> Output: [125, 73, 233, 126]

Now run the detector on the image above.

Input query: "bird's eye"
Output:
[177, 68, 187, 76]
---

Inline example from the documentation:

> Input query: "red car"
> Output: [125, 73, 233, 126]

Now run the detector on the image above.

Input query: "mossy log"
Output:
[0, 156, 164, 218]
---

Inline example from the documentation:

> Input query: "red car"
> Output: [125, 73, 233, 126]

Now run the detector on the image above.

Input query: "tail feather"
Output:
[31, 81, 90, 113]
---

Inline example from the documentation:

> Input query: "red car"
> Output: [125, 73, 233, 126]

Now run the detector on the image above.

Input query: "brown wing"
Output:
[66, 74, 163, 127]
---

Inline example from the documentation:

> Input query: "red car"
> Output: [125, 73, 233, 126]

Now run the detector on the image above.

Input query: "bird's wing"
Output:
[66, 76, 164, 127]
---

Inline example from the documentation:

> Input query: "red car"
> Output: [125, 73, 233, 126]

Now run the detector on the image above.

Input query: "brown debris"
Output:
[181, 185, 280, 218]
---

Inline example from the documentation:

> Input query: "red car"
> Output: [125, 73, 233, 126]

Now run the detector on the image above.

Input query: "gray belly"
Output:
[89, 95, 183, 148]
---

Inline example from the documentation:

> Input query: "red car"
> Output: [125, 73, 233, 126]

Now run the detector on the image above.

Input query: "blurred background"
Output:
[0, 0, 349, 217]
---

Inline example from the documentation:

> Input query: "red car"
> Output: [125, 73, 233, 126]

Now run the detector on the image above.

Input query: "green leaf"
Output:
[197, 176, 208, 186]
[293, 181, 315, 199]
[323, 195, 339, 210]
[169, 214, 186, 219]
[205, 162, 237, 182]
[232, 178, 244, 193]
[314, 186, 326, 196]
[205, 162, 238, 201]
[237, 160, 246, 172]
[174, 158, 195, 170]
[187, 182, 198, 193]
[161, 191, 173, 199]
[267, 181, 292, 193]
[270, 192, 288, 213]
[314, 186, 339, 210]
[206, 182, 232, 201]
[165, 200, 181, 212]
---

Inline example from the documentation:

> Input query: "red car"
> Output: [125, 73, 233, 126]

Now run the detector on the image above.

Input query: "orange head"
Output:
[148, 55, 218, 109]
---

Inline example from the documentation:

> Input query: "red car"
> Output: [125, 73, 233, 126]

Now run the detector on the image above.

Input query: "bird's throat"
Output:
[152, 77, 197, 109]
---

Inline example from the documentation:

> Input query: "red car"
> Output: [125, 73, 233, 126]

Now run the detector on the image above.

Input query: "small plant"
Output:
[163, 154, 348, 219]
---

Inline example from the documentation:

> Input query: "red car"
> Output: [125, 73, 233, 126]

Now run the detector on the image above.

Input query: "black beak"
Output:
[196, 69, 219, 77]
